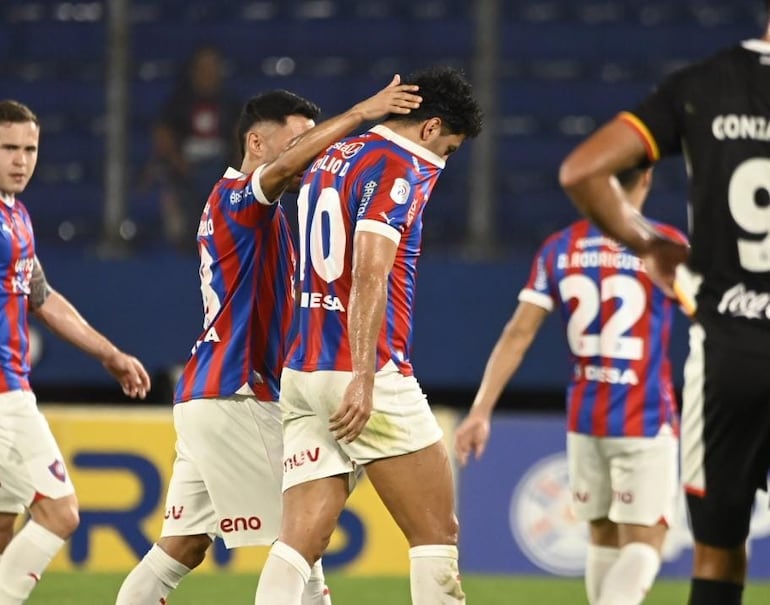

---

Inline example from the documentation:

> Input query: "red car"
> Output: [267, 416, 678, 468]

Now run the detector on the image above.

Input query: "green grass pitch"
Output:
[27, 572, 770, 604]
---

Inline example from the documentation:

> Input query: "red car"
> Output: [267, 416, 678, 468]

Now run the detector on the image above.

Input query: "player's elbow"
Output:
[558, 153, 588, 195]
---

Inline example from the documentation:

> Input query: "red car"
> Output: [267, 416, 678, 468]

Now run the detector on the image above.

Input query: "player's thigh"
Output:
[281, 368, 357, 492]
[168, 397, 284, 547]
[342, 363, 444, 466]
[681, 326, 770, 547]
[0, 391, 75, 506]
[567, 432, 612, 523]
[365, 440, 458, 547]
[605, 428, 678, 528]
[161, 415, 217, 542]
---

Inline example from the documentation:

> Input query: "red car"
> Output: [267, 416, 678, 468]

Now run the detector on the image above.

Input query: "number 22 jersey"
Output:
[520, 220, 686, 438]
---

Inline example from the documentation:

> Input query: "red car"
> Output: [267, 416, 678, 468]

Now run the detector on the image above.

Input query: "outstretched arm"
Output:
[258, 74, 421, 201]
[29, 258, 151, 399]
[454, 301, 548, 466]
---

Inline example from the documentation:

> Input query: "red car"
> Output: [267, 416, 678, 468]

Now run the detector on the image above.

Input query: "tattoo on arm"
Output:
[29, 256, 52, 310]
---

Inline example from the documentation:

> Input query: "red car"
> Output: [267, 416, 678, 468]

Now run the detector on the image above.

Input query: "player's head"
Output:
[0, 100, 40, 197]
[237, 90, 321, 190]
[615, 164, 653, 210]
[185, 45, 227, 97]
[383, 66, 483, 160]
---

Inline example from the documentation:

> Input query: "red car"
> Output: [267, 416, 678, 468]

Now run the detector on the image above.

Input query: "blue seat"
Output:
[500, 79, 654, 122]
[11, 22, 105, 61]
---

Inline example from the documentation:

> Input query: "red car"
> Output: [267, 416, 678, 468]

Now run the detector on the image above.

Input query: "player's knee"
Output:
[409, 513, 460, 547]
[158, 534, 211, 570]
[53, 503, 80, 538]
[687, 493, 752, 549]
[29, 496, 80, 539]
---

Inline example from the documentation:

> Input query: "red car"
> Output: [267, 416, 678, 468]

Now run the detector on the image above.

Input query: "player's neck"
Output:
[0, 191, 14, 206]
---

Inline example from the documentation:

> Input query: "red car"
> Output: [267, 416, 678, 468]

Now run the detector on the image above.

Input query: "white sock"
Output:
[585, 545, 620, 604]
[255, 540, 311, 605]
[409, 544, 465, 605]
[0, 521, 64, 604]
[597, 542, 661, 605]
[302, 559, 332, 605]
[115, 543, 191, 604]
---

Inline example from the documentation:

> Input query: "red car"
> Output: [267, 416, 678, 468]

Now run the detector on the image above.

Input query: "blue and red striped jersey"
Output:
[0, 197, 35, 392]
[520, 219, 686, 437]
[174, 166, 296, 403]
[287, 125, 445, 375]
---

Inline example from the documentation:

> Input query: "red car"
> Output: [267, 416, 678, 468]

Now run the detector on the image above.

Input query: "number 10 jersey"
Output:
[286, 125, 446, 376]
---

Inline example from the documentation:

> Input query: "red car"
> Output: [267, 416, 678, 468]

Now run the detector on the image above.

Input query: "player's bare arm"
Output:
[560, 118, 688, 295]
[28, 255, 51, 311]
[329, 230, 398, 443]
[29, 262, 151, 399]
[455, 301, 548, 466]
[259, 75, 422, 200]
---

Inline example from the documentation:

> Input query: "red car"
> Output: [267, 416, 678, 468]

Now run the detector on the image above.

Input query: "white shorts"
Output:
[161, 396, 283, 548]
[280, 362, 443, 491]
[0, 390, 74, 508]
[567, 425, 678, 527]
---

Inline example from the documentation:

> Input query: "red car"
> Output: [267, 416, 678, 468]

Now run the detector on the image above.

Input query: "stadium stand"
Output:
[0, 0, 760, 251]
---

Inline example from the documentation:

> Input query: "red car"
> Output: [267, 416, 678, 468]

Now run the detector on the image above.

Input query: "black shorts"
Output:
[681, 324, 770, 548]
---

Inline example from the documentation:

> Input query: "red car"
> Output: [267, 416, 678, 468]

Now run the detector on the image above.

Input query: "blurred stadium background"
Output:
[5, 0, 770, 601]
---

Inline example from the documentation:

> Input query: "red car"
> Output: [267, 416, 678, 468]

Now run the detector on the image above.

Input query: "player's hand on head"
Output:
[329, 375, 374, 443]
[454, 413, 491, 467]
[353, 74, 422, 121]
[641, 236, 690, 298]
[102, 351, 151, 400]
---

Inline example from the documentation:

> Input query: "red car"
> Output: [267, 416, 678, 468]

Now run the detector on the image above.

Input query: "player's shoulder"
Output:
[540, 219, 592, 252]
[664, 43, 746, 89]
[12, 198, 31, 216]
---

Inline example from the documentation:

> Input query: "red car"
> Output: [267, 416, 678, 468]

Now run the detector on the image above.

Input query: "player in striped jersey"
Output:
[455, 166, 685, 605]
[116, 79, 422, 605]
[561, 6, 770, 603]
[255, 66, 483, 605]
[0, 100, 151, 604]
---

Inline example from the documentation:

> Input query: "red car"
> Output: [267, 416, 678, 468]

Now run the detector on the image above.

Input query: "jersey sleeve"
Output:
[619, 70, 686, 163]
[656, 223, 689, 246]
[225, 164, 279, 227]
[352, 155, 418, 245]
[518, 240, 557, 312]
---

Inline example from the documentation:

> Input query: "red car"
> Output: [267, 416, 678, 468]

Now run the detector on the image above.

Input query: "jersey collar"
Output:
[369, 125, 446, 169]
[223, 166, 244, 178]
[742, 39, 770, 54]
[0, 193, 14, 208]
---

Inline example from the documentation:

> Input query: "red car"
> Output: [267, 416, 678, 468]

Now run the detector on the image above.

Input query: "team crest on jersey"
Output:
[229, 191, 243, 205]
[390, 178, 411, 205]
[48, 459, 66, 483]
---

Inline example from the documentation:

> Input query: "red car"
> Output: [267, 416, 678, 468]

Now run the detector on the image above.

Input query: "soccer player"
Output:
[559, 7, 770, 604]
[0, 99, 151, 604]
[254, 66, 482, 605]
[455, 166, 684, 605]
[115, 78, 423, 605]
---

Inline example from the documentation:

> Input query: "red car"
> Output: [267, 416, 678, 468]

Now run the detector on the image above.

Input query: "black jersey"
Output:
[625, 40, 770, 353]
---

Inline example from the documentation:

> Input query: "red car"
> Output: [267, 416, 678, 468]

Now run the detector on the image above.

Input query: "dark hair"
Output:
[615, 165, 650, 190]
[385, 66, 483, 138]
[236, 90, 321, 158]
[0, 100, 39, 126]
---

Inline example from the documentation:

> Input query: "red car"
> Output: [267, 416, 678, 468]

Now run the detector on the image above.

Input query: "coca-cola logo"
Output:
[717, 283, 770, 320]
